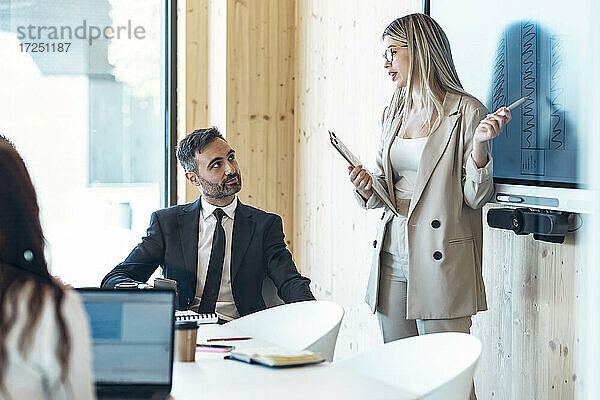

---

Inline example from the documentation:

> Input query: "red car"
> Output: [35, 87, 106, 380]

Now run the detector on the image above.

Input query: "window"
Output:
[0, 0, 172, 286]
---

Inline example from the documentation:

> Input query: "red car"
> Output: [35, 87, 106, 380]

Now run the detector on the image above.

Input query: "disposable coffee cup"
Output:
[174, 320, 198, 362]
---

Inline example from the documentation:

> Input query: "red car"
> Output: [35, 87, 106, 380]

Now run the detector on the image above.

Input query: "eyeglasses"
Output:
[383, 45, 408, 63]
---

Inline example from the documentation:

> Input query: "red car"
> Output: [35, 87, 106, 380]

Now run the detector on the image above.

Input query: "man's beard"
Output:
[199, 173, 242, 199]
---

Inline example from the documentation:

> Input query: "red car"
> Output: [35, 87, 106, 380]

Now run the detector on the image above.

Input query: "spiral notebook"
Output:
[175, 310, 218, 324]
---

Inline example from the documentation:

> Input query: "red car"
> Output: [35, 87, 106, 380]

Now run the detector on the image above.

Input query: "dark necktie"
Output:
[199, 208, 226, 313]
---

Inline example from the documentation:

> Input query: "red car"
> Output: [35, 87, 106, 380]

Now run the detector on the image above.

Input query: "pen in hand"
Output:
[506, 95, 530, 112]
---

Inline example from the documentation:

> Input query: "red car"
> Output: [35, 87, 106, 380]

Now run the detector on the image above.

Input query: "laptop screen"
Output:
[78, 289, 174, 385]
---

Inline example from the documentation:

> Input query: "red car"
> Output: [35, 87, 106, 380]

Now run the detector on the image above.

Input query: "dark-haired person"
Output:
[101, 127, 315, 320]
[0, 142, 95, 399]
[0, 134, 15, 149]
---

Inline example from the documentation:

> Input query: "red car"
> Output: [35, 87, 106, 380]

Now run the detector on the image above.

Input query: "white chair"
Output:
[335, 332, 482, 400]
[225, 300, 344, 361]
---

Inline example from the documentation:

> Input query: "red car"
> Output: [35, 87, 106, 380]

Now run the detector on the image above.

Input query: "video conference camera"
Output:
[487, 207, 570, 243]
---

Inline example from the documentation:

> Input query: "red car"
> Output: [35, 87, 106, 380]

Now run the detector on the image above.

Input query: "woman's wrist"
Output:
[471, 139, 489, 168]
[357, 188, 373, 201]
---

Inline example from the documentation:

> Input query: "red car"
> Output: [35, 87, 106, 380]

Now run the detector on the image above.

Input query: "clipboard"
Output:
[329, 131, 399, 217]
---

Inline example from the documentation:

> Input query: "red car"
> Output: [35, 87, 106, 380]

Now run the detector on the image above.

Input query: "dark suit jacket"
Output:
[101, 198, 315, 314]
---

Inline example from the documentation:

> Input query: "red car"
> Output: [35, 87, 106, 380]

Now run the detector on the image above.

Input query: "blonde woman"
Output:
[349, 14, 511, 344]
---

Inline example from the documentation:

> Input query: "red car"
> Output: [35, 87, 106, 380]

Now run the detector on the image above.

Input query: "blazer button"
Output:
[373, 240, 377, 248]
[433, 251, 443, 260]
[431, 220, 441, 228]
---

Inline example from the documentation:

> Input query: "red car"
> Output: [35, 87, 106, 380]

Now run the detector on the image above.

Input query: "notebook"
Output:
[227, 347, 325, 367]
[77, 288, 175, 400]
[175, 310, 218, 324]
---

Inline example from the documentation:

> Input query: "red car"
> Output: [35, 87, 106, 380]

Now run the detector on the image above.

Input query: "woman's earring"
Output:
[23, 250, 34, 261]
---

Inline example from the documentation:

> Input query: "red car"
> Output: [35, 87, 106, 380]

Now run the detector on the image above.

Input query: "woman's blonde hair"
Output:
[383, 13, 468, 134]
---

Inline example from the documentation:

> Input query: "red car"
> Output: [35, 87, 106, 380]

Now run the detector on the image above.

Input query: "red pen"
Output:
[206, 337, 252, 342]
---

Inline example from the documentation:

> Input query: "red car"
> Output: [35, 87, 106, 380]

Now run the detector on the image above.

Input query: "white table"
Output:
[169, 324, 417, 400]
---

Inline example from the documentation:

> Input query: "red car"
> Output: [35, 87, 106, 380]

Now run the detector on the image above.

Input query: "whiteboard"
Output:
[430, 0, 592, 189]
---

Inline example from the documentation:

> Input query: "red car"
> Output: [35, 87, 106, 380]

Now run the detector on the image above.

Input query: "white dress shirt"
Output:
[191, 196, 240, 321]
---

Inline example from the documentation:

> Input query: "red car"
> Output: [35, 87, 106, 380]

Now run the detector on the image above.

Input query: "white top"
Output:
[2, 283, 96, 400]
[191, 196, 240, 321]
[389, 136, 428, 200]
[381, 136, 428, 277]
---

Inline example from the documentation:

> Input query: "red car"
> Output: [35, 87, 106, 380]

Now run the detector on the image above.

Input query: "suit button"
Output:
[373, 240, 377, 248]
[431, 220, 441, 228]
[381, 212, 385, 220]
[433, 251, 443, 260]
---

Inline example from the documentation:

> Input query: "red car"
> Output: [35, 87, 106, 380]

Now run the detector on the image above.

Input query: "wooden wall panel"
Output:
[294, 0, 421, 357]
[184, 0, 295, 243]
[183, 0, 209, 203]
[186, 0, 209, 136]
[226, 0, 296, 251]
[471, 204, 582, 400]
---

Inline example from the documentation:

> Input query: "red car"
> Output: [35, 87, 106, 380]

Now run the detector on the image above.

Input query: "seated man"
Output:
[101, 127, 315, 320]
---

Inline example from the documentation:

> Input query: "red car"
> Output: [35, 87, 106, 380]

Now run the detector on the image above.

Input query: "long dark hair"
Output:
[0, 142, 71, 391]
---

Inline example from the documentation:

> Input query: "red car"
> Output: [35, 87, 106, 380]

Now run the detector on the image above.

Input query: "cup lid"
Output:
[175, 320, 198, 330]
[115, 281, 138, 288]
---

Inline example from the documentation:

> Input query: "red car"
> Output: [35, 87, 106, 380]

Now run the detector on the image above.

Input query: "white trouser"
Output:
[377, 253, 476, 400]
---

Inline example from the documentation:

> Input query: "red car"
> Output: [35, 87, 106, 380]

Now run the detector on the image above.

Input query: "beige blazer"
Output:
[355, 92, 494, 319]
